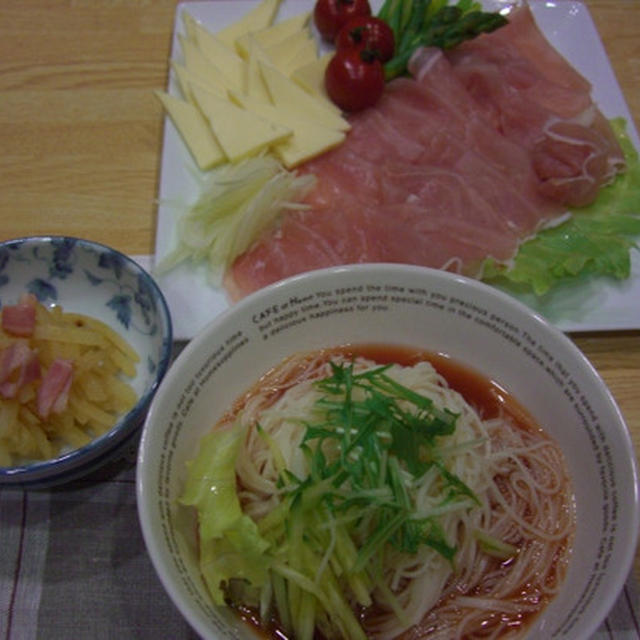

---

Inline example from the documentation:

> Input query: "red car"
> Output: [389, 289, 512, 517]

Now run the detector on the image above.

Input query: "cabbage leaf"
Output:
[180, 425, 271, 604]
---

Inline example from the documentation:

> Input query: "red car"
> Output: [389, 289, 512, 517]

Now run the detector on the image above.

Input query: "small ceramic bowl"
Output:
[0, 236, 173, 488]
[137, 263, 638, 640]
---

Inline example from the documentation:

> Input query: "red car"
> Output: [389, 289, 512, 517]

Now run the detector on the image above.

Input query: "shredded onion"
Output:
[155, 155, 316, 283]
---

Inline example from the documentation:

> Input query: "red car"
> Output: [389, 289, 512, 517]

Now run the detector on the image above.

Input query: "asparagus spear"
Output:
[378, 0, 508, 81]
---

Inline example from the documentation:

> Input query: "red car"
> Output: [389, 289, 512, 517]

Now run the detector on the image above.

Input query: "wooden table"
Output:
[0, 0, 639, 587]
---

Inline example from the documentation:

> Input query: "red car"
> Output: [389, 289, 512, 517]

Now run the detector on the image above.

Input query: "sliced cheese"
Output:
[171, 60, 193, 101]
[274, 128, 345, 169]
[155, 90, 226, 170]
[217, 0, 283, 50]
[262, 29, 314, 72]
[191, 85, 292, 163]
[230, 90, 345, 168]
[181, 10, 200, 43]
[279, 36, 319, 77]
[171, 60, 227, 103]
[179, 34, 241, 93]
[290, 52, 340, 112]
[259, 60, 350, 131]
[235, 11, 311, 58]
[190, 20, 248, 90]
[244, 36, 274, 103]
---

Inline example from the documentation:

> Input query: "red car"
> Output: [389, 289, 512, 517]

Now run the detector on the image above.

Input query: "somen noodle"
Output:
[181, 345, 575, 639]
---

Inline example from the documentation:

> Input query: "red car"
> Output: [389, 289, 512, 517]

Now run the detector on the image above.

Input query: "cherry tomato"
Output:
[335, 16, 395, 63]
[325, 48, 385, 112]
[313, 0, 372, 43]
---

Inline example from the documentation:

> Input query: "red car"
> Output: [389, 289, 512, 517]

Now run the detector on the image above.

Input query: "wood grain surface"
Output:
[0, 0, 639, 583]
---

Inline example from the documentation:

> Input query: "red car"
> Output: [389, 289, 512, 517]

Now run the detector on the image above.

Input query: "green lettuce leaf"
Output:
[198, 516, 271, 605]
[180, 425, 271, 604]
[482, 118, 640, 295]
[180, 426, 244, 540]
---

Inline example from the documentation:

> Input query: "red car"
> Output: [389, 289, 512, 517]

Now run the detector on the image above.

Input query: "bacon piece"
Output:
[37, 359, 74, 419]
[0, 342, 41, 398]
[2, 294, 37, 337]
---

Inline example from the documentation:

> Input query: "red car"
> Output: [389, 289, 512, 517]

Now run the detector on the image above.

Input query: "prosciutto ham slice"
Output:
[225, 5, 625, 301]
[444, 5, 625, 206]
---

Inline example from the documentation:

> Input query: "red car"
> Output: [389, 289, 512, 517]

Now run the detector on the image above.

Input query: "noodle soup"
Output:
[180, 345, 575, 640]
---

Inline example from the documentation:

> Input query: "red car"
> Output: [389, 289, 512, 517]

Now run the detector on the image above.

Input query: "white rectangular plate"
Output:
[154, 0, 640, 340]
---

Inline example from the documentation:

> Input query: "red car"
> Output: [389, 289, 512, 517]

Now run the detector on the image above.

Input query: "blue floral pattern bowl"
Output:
[0, 236, 173, 488]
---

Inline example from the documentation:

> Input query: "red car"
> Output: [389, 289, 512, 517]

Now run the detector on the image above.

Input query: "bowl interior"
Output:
[0, 236, 172, 485]
[138, 264, 638, 640]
